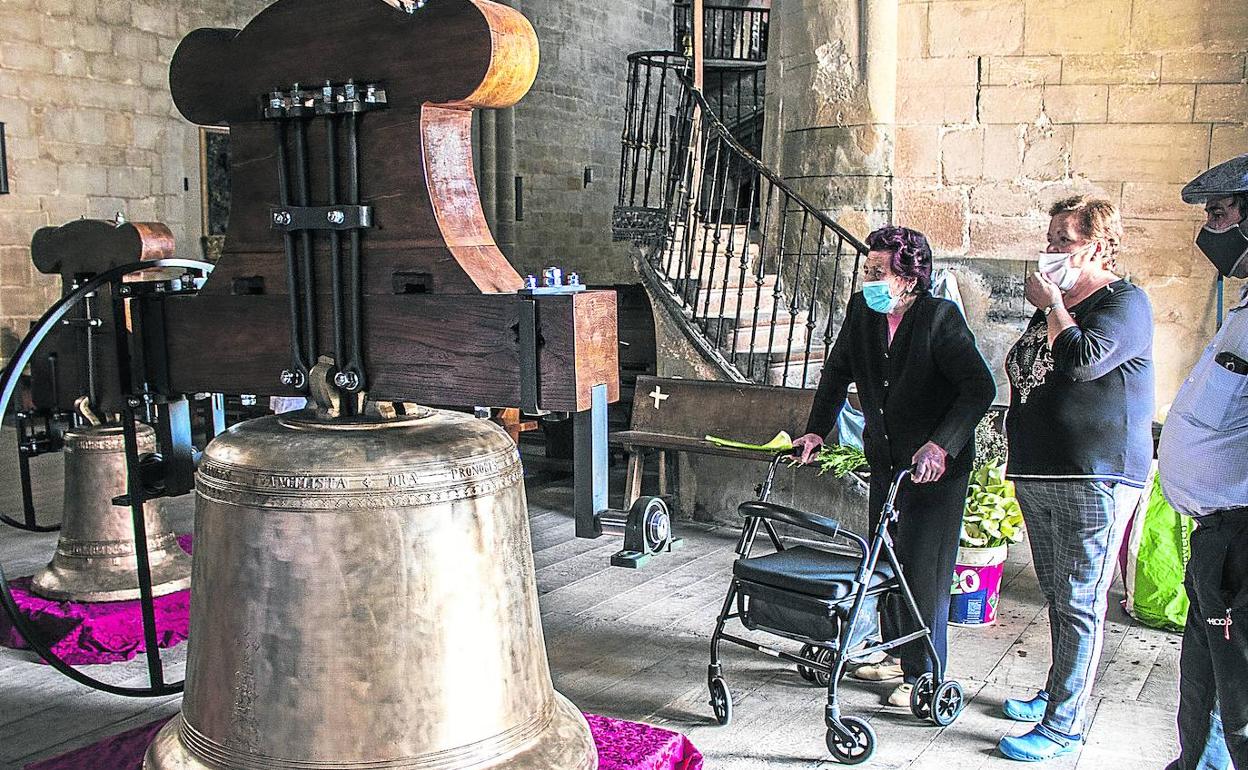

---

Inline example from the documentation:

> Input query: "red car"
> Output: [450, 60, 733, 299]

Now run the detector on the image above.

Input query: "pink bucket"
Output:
[949, 545, 1008, 626]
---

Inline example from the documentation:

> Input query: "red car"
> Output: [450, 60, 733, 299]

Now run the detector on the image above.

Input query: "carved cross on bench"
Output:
[610, 376, 827, 510]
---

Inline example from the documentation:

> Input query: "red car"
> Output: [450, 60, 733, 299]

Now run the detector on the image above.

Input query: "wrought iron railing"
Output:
[613, 52, 868, 387]
[674, 2, 769, 62]
[616, 52, 691, 222]
[703, 64, 765, 153]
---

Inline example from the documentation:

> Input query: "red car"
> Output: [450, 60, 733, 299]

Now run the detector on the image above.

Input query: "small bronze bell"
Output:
[30, 422, 192, 602]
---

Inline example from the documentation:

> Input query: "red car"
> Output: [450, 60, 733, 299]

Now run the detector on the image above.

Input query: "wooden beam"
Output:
[692, 0, 704, 90]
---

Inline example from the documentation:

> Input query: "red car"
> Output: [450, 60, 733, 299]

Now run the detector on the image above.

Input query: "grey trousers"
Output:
[1015, 479, 1140, 736]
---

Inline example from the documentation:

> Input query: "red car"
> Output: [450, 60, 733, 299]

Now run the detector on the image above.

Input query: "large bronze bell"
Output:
[31, 423, 192, 602]
[145, 407, 597, 770]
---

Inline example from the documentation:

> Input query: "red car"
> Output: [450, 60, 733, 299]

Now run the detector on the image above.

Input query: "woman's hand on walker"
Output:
[790, 433, 825, 464]
[911, 442, 947, 483]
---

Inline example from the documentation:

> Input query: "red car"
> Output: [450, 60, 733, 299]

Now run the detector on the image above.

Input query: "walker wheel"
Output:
[826, 716, 876, 764]
[798, 643, 818, 683]
[931, 680, 964, 726]
[812, 647, 833, 688]
[708, 676, 732, 726]
[910, 672, 935, 719]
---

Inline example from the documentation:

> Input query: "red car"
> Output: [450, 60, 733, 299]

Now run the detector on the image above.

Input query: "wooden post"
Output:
[692, 0, 704, 91]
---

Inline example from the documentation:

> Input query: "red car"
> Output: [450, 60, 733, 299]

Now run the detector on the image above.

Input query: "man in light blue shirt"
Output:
[1159, 155, 1248, 770]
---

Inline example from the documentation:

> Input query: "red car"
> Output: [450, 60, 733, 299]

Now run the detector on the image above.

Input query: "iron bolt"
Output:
[327, 210, 345, 225]
[127, 397, 142, 408]
[273, 210, 292, 226]
[279, 369, 306, 389]
[334, 370, 360, 390]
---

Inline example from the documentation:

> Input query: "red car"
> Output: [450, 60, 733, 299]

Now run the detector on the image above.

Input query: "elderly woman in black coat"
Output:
[792, 226, 995, 707]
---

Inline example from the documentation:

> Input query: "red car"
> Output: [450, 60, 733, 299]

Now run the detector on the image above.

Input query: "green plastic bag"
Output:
[1121, 473, 1194, 632]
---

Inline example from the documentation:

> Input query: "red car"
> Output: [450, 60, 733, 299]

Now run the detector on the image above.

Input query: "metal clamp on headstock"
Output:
[261, 81, 384, 405]
[516, 266, 585, 416]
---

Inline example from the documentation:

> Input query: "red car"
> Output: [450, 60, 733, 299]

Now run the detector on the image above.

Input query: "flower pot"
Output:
[949, 544, 1008, 626]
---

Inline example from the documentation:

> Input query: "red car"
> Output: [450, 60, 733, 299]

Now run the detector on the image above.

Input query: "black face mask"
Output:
[1195, 221, 1248, 278]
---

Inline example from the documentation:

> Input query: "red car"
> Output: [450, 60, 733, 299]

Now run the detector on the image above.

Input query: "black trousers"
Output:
[868, 465, 970, 682]
[1167, 509, 1248, 770]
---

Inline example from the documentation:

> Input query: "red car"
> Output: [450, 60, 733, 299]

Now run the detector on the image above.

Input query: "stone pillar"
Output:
[494, 106, 517, 258]
[478, 108, 498, 235]
[763, 0, 899, 237]
[889, 0, 1248, 410]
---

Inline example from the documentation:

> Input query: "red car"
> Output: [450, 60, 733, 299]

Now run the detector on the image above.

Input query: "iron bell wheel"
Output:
[825, 716, 875, 764]
[931, 680, 965, 726]
[0, 257, 211, 697]
[910, 672, 936, 720]
[708, 676, 732, 726]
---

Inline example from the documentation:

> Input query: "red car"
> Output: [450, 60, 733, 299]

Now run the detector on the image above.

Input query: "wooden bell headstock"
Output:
[32, 219, 175, 288]
[145, 0, 617, 412]
[169, 0, 537, 295]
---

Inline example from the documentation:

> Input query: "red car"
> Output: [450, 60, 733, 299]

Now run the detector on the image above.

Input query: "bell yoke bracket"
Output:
[262, 80, 384, 407]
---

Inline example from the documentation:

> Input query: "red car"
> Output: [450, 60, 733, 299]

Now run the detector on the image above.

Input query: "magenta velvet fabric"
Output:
[0, 536, 192, 665]
[587, 714, 704, 770]
[25, 714, 704, 770]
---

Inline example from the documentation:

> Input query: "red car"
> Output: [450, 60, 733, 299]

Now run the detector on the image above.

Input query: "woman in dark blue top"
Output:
[998, 196, 1155, 762]
[793, 226, 995, 708]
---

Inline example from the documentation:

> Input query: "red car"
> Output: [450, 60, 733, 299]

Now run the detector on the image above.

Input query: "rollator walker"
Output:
[706, 455, 965, 764]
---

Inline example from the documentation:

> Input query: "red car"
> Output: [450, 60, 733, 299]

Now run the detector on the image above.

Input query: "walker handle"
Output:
[882, 465, 915, 514]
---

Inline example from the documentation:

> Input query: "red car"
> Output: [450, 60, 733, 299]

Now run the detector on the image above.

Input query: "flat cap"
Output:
[1182, 153, 1248, 204]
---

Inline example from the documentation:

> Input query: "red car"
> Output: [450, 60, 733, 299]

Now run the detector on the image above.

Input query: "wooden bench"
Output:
[609, 375, 831, 509]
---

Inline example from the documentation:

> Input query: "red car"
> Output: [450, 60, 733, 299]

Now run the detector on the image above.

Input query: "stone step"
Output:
[659, 251, 748, 281]
[725, 320, 811, 354]
[765, 350, 826, 388]
[684, 270, 778, 297]
[699, 307, 809, 338]
[696, 281, 781, 316]
[661, 242, 760, 278]
[672, 223, 751, 249]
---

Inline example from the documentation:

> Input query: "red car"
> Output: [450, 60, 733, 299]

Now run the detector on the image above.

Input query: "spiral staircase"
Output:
[612, 10, 868, 388]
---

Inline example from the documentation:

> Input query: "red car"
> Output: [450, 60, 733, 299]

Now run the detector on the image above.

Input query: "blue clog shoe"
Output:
[998, 725, 1080, 762]
[1002, 690, 1049, 722]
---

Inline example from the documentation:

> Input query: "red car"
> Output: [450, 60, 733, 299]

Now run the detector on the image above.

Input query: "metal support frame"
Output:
[0, 258, 210, 696]
[572, 383, 682, 568]
[573, 384, 610, 537]
[2, 410, 66, 532]
[209, 393, 226, 437]
[3, 276, 113, 517]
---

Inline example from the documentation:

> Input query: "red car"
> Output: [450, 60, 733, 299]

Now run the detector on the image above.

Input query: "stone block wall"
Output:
[0, 0, 268, 360]
[892, 0, 1248, 410]
[511, 0, 670, 285]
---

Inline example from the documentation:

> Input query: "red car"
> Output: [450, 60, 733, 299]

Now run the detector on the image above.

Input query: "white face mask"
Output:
[1038, 249, 1082, 292]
